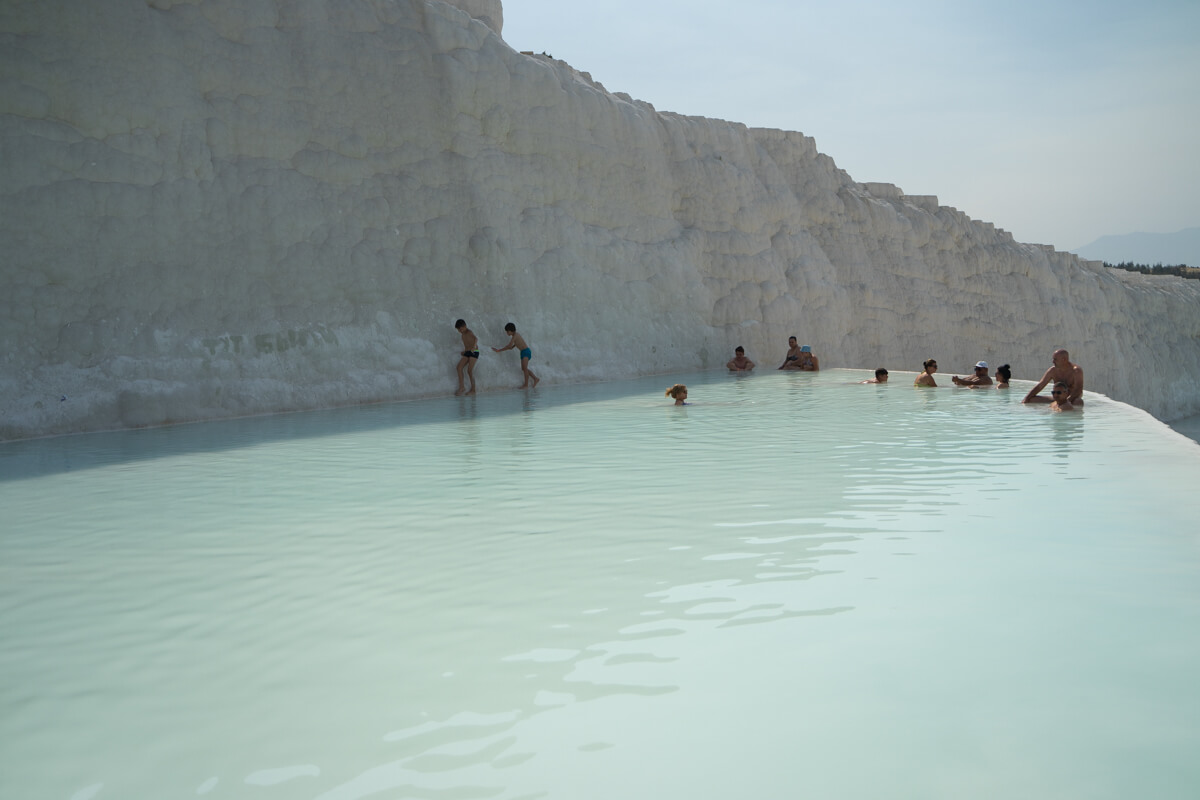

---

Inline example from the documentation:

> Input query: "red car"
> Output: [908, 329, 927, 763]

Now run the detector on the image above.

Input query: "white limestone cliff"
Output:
[2, 0, 1199, 440]
[441, 0, 501, 33]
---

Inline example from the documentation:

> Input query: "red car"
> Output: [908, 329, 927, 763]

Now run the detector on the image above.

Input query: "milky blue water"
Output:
[3, 369, 1200, 800]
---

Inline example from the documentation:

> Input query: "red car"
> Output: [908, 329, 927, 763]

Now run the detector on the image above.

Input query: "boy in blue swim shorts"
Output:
[492, 322, 540, 389]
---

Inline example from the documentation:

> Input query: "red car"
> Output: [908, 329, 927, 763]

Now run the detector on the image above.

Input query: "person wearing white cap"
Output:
[951, 361, 993, 387]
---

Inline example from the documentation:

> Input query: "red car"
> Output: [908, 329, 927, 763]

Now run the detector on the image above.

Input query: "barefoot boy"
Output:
[454, 319, 479, 395]
[491, 322, 540, 389]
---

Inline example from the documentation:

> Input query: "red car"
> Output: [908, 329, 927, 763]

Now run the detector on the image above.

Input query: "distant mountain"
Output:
[1071, 227, 1200, 266]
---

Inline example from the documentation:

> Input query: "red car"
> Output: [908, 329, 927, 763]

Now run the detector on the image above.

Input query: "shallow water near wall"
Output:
[3, 369, 1199, 800]
[1170, 412, 1200, 445]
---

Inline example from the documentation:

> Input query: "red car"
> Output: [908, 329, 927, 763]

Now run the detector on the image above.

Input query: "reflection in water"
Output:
[2, 370, 1199, 799]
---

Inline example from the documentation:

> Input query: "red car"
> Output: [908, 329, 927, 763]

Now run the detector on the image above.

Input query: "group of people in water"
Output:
[670, 339, 1085, 412]
[453, 319, 1084, 413]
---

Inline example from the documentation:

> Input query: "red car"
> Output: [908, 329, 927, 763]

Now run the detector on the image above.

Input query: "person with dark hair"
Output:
[1049, 381, 1078, 412]
[665, 384, 689, 405]
[994, 364, 1011, 388]
[861, 368, 889, 384]
[454, 319, 479, 396]
[492, 322, 539, 389]
[777, 336, 804, 370]
[1024, 348, 1084, 405]
[914, 359, 938, 387]
[726, 346, 755, 372]
[952, 361, 993, 387]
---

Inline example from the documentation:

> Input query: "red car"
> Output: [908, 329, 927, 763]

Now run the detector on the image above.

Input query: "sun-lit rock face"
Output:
[2, 0, 1199, 439]
[442, 0, 502, 34]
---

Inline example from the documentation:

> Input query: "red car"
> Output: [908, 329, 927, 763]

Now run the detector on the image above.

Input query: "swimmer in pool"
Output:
[665, 384, 688, 405]
[914, 358, 938, 387]
[1049, 381, 1078, 412]
[454, 318, 478, 396]
[491, 322, 540, 389]
[952, 361, 993, 387]
[796, 345, 819, 371]
[727, 346, 756, 372]
[993, 364, 1011, 388]
[1024, 348, 1084, 406]
[861, 368, 889, 383]
[778, 336, 804, 370]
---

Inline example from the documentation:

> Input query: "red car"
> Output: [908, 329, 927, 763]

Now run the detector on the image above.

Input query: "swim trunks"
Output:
[519, 347, 532, 360]
[462, 350, 479, 358]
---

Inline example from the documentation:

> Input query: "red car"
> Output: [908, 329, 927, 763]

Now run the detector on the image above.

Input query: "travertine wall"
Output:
[2, 0, 1199, 439]
[442, 0, 500, 32]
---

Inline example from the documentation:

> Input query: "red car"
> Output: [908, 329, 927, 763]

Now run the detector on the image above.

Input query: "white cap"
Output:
[975, 361, 989, 369]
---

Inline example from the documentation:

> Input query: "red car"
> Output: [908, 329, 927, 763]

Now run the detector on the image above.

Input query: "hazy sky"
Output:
[501, 0, 1200, 251]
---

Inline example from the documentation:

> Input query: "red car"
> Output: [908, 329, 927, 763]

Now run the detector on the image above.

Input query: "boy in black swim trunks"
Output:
[454, 319, 479, 395]
[491, 322, 540, 389]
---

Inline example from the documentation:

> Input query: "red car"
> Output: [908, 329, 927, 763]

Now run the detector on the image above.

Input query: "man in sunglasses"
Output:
[1048, 381, 1079, 412]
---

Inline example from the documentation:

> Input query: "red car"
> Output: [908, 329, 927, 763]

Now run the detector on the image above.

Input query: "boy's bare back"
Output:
[492, 322, 539, 388]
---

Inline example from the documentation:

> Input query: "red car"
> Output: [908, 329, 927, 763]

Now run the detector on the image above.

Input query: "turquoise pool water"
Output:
[3, 369, 1199, 799]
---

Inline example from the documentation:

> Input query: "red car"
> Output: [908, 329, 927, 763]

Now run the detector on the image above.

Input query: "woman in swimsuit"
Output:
[777, 336, 804, 370]
[994, 364, 1011, 389]
[796, 345, 819, 371]
[914, 358, 938, 387]
[665, 384, 688, 405]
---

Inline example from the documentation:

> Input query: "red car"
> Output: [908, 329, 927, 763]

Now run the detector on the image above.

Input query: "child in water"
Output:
[491, 322, 540, 389]
[665, 384, 688, 405]
[861, 368, 888, 383]
[454, 319, 479, 395]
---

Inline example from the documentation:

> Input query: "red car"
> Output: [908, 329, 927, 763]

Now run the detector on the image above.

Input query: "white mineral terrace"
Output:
[2, 0, 1199, 439]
